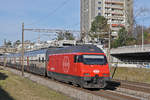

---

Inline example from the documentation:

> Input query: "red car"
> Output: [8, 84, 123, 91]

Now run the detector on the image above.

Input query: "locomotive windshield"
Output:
[82, 55, 107, 65]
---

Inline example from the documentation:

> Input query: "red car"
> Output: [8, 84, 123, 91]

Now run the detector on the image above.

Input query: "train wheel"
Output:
[51, 76, 55, 80]
[99, 79, 107, 88]
[79, 83, 84, 88]
[45, 69, 48, 77]
[72, 83, 78, 87]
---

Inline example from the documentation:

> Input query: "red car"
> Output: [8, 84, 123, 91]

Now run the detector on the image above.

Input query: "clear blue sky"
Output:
[134, 0, 150, 26]
[0, 0, 150, 46]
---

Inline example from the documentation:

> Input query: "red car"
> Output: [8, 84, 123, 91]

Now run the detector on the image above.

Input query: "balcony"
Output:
[105, 4, 124, 9]
[112, 13, 124, 16]
[111, 26, 120, 31]
[105, 15, 125, 19]
[112, 24, 124, 27]
[105, 6, 123, 10]
[105, 0, 124, 5]
[105, 10, 124, 15]
[106, 0, 124, 2]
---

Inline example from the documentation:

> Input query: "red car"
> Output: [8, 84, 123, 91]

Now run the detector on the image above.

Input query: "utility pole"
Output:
[22, 22, 24, 76]
[108, 25, 111, 74]
[108, 0, 112, 76]
[4, 39, 7, 68]
[142, 19, 144, 50]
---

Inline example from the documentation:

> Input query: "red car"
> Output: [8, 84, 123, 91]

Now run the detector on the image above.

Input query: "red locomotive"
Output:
[46, 45, 110, 88]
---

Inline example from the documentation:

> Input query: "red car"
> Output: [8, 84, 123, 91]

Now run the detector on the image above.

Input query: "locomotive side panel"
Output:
[47, 54, 80, 83]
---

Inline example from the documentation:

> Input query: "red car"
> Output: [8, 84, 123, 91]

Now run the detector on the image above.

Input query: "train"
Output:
[0, 45, 110, 88]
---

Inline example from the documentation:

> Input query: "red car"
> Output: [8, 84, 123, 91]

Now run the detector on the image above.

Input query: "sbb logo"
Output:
[93, 70, 100, 74]
[63, 56, 70, 73]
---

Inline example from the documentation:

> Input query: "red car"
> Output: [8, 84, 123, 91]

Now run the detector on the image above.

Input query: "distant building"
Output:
[80, 0, 133, 37]
[0, 46, 17, 53]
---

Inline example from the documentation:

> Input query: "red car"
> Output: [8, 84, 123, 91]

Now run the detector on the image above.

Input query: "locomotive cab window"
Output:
[82, 55, 107, 65]
[74, 55, 83, 63]
[39, 57, 41, 62]
[42, 57, 44, 63]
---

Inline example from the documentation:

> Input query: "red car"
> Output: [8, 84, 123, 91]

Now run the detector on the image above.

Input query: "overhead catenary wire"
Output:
[29, 33, 57, 42]
[66, 22, 80, 29]
[25, 0, 71, 26]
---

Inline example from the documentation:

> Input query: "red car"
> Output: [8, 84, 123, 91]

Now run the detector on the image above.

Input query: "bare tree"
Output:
[124, 1, 150, 34]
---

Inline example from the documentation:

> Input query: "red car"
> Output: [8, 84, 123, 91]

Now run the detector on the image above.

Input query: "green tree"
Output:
[5, 40, 12, 47]
[126, 37, 136, 46]
[90, 16, 109, 43]
[111, 39, 119, 48]
[134, 25, 150, 45]
[64, 32, 75, 40]
[15, 40, 21, 45]
[111, 27, 136, 48]
[57, 32, 75, 40]
[144, 32, 150, 44]
[90, 16, 109, 33]
[117, 27, 128, 46]
[13, 40, 21, 47]
[57, 32, 64, 40]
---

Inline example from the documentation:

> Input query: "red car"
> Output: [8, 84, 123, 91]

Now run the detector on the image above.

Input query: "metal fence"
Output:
[111, 61, 150, 69]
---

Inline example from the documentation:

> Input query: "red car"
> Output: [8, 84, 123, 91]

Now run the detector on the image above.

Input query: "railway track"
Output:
[115, 79, 150, 93]
[111, 79, 150, 100]
[1, 66, 150, 100]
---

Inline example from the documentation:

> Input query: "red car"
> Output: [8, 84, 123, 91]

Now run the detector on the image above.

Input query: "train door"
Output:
[27, 56, 29, 71]
[45, 55, 49, 76]
[14, 57, 16, 65]
[74, 55, 78, 75]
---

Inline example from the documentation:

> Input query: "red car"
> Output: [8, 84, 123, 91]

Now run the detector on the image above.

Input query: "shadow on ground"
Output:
[104, 81, 121, 90]
[87, 81, 121, 91]
[0, 71, 14, 100]
[0, 71, 8, 80]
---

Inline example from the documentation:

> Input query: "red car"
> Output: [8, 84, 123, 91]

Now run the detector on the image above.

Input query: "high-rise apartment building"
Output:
[80, 0, 133, 37]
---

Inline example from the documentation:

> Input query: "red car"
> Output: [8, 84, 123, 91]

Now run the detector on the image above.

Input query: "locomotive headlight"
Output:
[84, 73, 90, 76]
[93, 70, 100, 74]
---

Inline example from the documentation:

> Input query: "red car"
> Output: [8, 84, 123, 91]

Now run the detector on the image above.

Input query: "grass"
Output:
[0, 67, 73, 100]
[110, 67, 150, 83]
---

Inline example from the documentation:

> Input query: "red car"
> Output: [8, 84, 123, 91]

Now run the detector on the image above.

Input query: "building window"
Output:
[98, 2, 101, 4]
[98, 7, 101, 10]
[98, 13, 101, 16]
